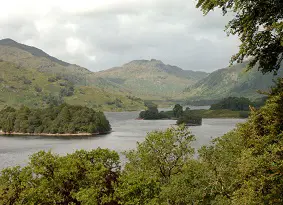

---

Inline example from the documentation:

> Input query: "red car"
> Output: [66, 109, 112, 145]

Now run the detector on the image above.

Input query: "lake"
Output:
[0, 111, 245, 170]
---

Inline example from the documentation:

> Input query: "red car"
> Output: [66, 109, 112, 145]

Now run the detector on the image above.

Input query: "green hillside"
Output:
[0, 38, 72, 67]
[0, 39, 91, 85]
[95, 59, 208, 100]
[0, 42, 144, 111]
[184, 61, 283, 101]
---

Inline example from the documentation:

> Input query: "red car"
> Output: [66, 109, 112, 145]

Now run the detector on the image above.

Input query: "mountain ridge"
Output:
[0, 38, 71, 67]
[103, 59, 208, 80]
[184, 61, 283, 101]
[95, 59, 208, 99]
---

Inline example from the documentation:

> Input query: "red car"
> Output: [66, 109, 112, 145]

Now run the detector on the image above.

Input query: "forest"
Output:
[0, 104, 111, 135]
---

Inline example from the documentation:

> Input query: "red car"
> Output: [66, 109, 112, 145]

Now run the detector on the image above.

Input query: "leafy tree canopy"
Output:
[197, 0, 283, 74]
[116, 126, 195, 204]
[139, 106, 167, 120]
[173, 104, 183, 118]
[0, 149, 120, 205]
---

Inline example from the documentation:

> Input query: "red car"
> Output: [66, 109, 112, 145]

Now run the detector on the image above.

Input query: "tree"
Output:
[0, 166, 33, 205]
[196, 0, 283, 74]
[196, 79, 283, 204]
[177, 114, 202, 126]
[139, 106, 162, 119]
[0, 149, 120, 205]
[116, 126, 195, 204]
[159, 160, 211, 204]
[173, 104, 183, 118]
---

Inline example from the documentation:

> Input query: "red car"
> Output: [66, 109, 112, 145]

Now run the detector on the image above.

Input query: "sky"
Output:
[0, 0, 240, 72]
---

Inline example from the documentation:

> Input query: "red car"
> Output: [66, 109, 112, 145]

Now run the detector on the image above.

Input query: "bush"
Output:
[48, 77, 56, 82]
[34, 85, 42, 93]
[23, 79, 32, 85]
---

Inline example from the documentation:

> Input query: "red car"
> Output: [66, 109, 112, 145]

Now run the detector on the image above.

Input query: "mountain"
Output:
[1, 39, 203, 104]
[184, 61, 283, 101]
[0, 38, 70, 66]
[0, 39, 91, 84]
[0, 39, 144, 111]
[95, 59, 208, 100]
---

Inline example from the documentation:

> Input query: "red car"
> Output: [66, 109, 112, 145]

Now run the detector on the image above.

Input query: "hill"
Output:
[184, 61, 283, 102]
[0, 39, 144, 111]
[0, 38, 71, 67]
[95, 59, 208, 100]
[0, 39, 91, 85]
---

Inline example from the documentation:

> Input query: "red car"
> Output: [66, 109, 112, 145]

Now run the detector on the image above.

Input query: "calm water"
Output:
[0, 111, 245, 170]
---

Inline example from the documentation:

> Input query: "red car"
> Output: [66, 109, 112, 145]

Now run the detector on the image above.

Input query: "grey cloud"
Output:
[0, 1, 239, 72]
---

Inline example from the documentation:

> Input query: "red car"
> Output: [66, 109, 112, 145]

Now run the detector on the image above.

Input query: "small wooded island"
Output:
[138, 97, 261, 126]
[0, 104, 111, 136]
[139, 104, 203, 126]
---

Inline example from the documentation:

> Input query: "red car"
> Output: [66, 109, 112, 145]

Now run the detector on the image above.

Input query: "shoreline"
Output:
[0, 131, 111, 136]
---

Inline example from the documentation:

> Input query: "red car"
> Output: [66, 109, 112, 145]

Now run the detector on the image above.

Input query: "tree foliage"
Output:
[116, 126, 195, 204]
[210, 96, 253, 111]
[0, 104, 111, 134]
[177, 114, 202, 126]
[0, 149, 120, 205]
[139, 104, 203, 125]
[197, 0, 283, 74]
[173, 104, 183, 118]
[139, 105, 166, 120]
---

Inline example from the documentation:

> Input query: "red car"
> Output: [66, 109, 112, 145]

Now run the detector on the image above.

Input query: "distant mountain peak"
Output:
[150, 58, 163, 63]
[124, 59, 164, 66]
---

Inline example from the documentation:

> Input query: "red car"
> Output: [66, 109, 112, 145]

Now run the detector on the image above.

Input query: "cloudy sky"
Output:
[0, 0, 240, 72]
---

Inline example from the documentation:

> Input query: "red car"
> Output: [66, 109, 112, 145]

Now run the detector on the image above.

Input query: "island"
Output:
[0, 104, 111, 136]
[138, 97, 259, 126]
[138, 104, 203, 126]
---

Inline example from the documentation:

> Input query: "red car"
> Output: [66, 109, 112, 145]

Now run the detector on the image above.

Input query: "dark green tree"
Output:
[139, 106, 162, 119]
[173, 104, 183, 118]
[197, 0, 283, 74]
